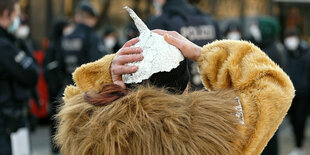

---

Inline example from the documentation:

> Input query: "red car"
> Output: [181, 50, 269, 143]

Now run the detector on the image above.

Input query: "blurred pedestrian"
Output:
[223, 22, 242, 40]
[14, 14, 33, 53]
[148, 0, 219, 90]
[284, 28, 310, 155]
[60, 1, 105, 88]
[0, 0, 39, 155]
[101, 26, 121, 54]
[249, 16, 287, 68]
[14, 13, 40, 133]
[43, 18, 69, 154]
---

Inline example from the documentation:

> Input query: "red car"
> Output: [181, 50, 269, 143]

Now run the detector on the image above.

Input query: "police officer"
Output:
[148, 0, 219, 89]
[0, 0, 39, 154]
[284, 28, 310, 155]
[60, 1, 105, 87]
[223, 22, 242, 40]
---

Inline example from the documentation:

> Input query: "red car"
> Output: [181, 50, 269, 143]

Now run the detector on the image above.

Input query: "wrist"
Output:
[193, 45, 202, 61]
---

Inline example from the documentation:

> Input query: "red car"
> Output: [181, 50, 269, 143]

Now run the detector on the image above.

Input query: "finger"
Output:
[112, 65, 138, 75]
[119, 47, 143, 55]
[114, 80, 126, 89]
[152, 29, 167, 36]
[114, 54, 143, 65]
[123, 38, 139, 48]
[164, 34, 184, 49]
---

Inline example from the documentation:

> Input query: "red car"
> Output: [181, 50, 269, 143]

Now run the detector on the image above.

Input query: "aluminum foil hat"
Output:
[123, 7, 184, 84]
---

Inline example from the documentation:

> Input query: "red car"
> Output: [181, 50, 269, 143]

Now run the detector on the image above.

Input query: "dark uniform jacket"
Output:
[285, 41, 310, 96]
[60, 24, 105, 86]
[0, 27, 39, 132]
[147, 0, 219, 89]
[257, 38, 287, 68]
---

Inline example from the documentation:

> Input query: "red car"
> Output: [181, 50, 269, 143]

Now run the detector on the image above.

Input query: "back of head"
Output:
[84, 59, 190, 107]
[127, 59, 190, 94]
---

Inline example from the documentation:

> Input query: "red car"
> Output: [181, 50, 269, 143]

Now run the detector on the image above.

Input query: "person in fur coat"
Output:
[54, 30, 295, 155]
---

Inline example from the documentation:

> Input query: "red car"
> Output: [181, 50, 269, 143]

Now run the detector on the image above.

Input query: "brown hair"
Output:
[0, 0, 18, 15]
[84, 84, 128, 106]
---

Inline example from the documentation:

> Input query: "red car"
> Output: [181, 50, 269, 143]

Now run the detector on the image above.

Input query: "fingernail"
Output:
[164, 34, 170, 40]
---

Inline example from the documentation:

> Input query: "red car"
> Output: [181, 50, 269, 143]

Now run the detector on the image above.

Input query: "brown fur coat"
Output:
[55, 40, 295, 155]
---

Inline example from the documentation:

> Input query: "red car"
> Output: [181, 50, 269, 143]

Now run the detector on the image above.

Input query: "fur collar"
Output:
[55, 87, 245, 155]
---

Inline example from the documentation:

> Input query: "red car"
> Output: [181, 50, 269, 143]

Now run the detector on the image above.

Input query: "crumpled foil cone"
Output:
[123, 7, 184, 84]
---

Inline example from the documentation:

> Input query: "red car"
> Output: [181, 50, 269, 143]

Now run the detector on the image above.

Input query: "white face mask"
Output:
[284, 36, 300, 51]
[8, 17, 20, 33]
[226, 31, 241, 40]
[153, 1, 162, 15]
[249, 24, 261, 42]
[15, 25, 30, 39]
[104, 37, 116, 49]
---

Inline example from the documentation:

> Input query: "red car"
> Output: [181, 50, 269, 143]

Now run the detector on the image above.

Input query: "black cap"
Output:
[126, 59, 190, 94]
[76, 1, 98, 17]
[284, 28, 300, 37]
[224, 22, 241, 35]
[103, 25, 116, 37]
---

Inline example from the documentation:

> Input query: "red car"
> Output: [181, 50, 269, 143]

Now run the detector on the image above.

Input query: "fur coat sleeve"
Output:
[62, 40, 295, 154]
[198, 40, 295, 154]
[62, 54, 115, 100]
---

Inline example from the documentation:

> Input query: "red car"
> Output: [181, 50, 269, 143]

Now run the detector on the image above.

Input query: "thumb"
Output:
[164, 34, 182, 48]
[113, 80, 126, 89]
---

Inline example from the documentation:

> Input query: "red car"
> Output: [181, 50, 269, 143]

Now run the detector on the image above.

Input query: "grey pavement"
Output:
[30, 117, 310, 155]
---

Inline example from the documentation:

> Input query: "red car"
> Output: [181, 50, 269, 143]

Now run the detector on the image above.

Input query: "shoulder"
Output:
[0, 37, 16, 53]
[0, 37, 13, 46]
[147, 15, 169, 30]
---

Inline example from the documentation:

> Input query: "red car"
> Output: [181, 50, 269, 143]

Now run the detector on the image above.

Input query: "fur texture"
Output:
[55, 87, 244, 155]
[56, 40, 295, 155]
[198, 40, 295, 154]
[73, 54, 115, 93]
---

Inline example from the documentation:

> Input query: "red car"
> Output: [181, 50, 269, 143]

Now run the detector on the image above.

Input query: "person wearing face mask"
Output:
[14, 13, 40, 136]
[102, 26, 121, 54]
[14, 14, 33, 54]
[248, 16, 287, 69]
[223, 22, 242, 40]
[147, 0, 219, 90]
[0, 0, 39, 155]
[284, 28, 310, 155]
[59, 1, 105, 92]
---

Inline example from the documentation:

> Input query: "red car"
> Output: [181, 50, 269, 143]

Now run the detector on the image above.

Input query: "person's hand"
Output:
[111, 38, 143, 88]
[152, 29, 202, 61]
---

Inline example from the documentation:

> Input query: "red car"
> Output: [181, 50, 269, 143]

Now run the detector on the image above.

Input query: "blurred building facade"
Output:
[20, 0, 310, 49]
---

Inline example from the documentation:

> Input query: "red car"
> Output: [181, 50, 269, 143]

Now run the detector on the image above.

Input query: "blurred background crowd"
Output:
[0, 0, 309, 155]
